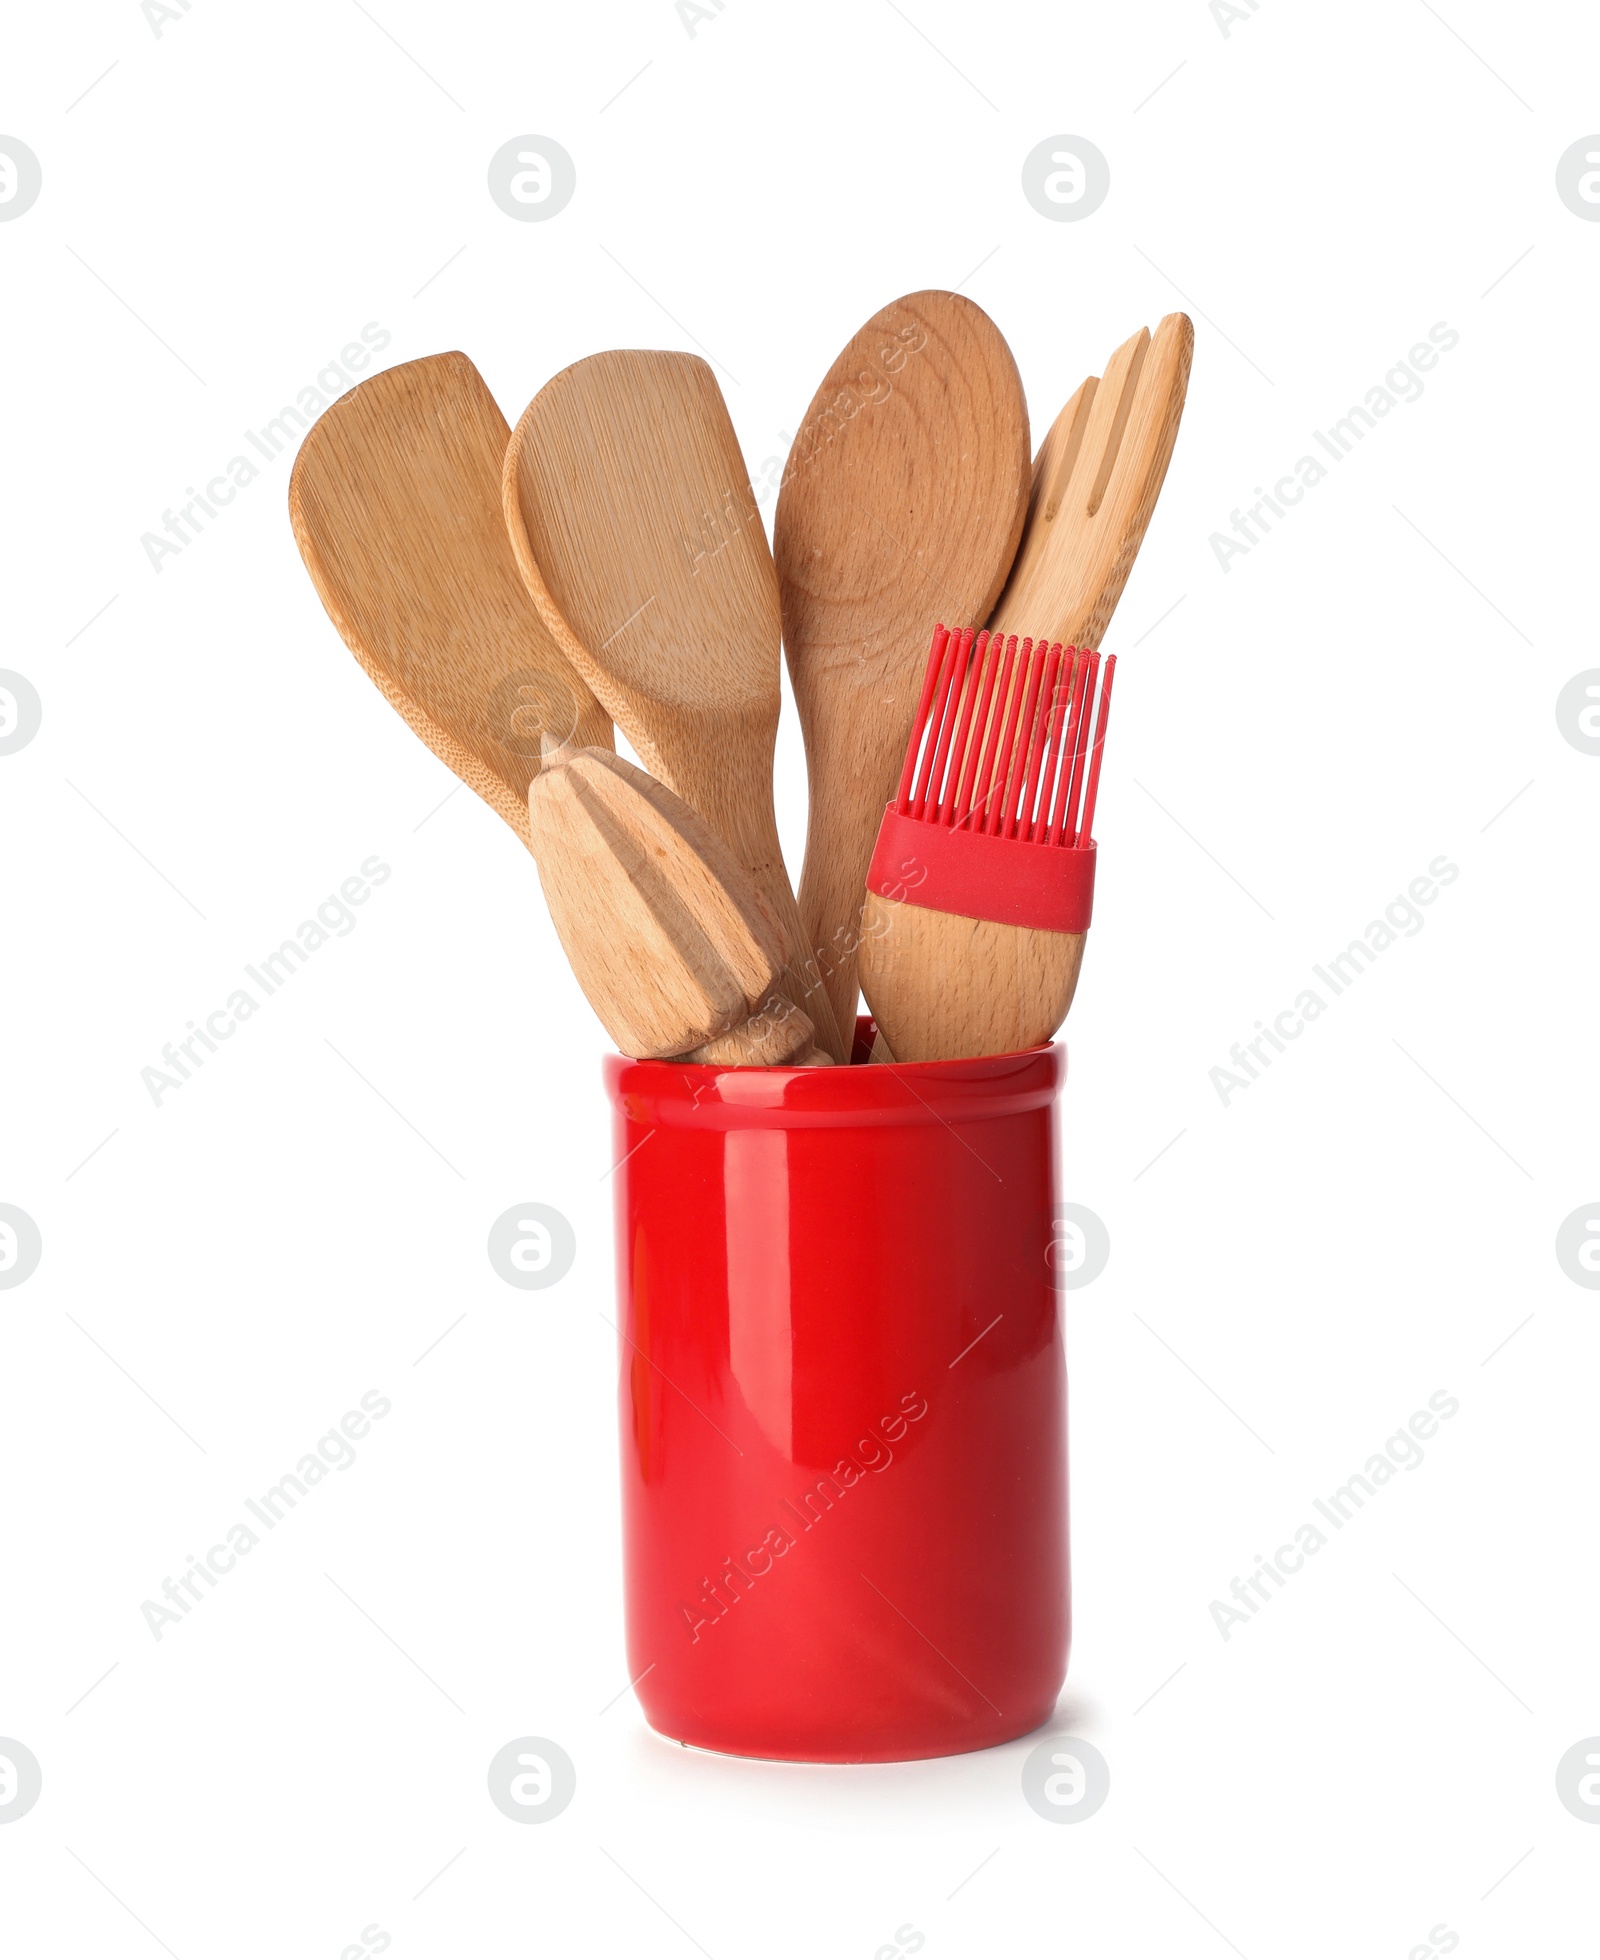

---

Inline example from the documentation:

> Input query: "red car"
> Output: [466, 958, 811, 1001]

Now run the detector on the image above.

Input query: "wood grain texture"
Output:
[527, 748, 813, 1065]
[288, 352, 612, 849]
[989, 312, 1193, 648]
[858, 891, 1086, 1062]
[774, 291, 1031, 1046]
[685, 1005, 819, 1067]
[503, 350, 846, 1062]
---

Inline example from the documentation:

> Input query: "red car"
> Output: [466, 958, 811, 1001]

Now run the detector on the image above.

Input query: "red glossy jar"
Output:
[603, 1023, 1068, 1763]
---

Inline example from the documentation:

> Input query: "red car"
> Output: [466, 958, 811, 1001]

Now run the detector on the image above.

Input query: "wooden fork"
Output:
[988, 313, 1193, 647]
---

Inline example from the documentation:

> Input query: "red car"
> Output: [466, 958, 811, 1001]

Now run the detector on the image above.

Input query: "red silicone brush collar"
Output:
[867, 806, 1097, 934]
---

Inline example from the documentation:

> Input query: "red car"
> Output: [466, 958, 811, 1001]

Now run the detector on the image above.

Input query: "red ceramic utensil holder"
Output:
[603, 1022, 1069, 1763]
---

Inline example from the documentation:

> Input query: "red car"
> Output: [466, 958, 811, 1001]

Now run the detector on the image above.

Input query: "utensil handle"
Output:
[653, 741, 848, 1064]
[793, 684, 921, 1054]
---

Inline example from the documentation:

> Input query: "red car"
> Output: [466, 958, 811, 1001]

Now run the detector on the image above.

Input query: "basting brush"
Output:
[857, 623, 1115, 1061]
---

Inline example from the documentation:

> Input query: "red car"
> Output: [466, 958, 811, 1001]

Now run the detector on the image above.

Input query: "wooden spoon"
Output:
[774, 290, 1031, 1046]
[289, 351, 612, 849]
[988, 312, 1193, 646]
[503, 351, 846, 1062]
[527, 749, 819, 1065]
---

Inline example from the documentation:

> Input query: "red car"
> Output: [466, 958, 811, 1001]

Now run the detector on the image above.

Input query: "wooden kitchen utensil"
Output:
[774, 290, 1031, 1045]
[858, 625, 1114, 1062]
[289, 351, 612, 850]
[989, 313, 1193, 648]
[503, 351, 846, 1062]
[528, 748, 821, 1066]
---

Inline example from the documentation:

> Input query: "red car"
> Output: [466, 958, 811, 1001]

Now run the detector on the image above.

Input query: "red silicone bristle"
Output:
[1060, 650, 1101, 843]
[951, 631, 1000, 829]
[1033, 648, 1075, 843]
[999, 641, 1048, 838]
[983, 638, 1034, 836]
[894, 624, 1116, 849]
[1046, 650, 1088, 846]
[922, 626, 973, 819]
[1015, 642, 1062, 840]
[1039, 649, 1074, 845]
[1075, 654, 1116, 845]
[910, 628, 962, 818]
[969, 634, 1019, 832]
[937, 627, 979, 811]
[895, 625, 949, 813]
[941, 629, 989, 825]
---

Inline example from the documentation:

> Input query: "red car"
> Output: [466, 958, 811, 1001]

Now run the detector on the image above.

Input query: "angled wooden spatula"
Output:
[289, 351, 612, 849]
[503, 349, 846, 1061]
[989, 312, 1193, 647]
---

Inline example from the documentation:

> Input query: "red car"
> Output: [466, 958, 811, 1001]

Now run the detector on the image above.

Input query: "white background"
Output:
[4, 0, 1598, 1953]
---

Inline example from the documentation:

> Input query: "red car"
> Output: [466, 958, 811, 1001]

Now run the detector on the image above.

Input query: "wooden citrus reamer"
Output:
[528, 749, 822, 1066]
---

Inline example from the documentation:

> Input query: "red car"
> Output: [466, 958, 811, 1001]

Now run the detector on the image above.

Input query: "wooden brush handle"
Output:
[859, 890, 1087, 1062]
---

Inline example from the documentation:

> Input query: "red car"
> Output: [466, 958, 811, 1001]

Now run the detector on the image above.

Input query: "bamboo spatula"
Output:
[288, 352, 612, 848]
[774, 291, 1031, 1046]
[988, 313, 1193, 646]
[528, 749, 819, 1066]
[503, 351, 846, 1063]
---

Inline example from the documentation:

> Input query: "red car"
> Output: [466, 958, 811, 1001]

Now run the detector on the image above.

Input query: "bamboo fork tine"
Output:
[988, 313, 1193, 651]
[1077, 656, 1117, 846]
